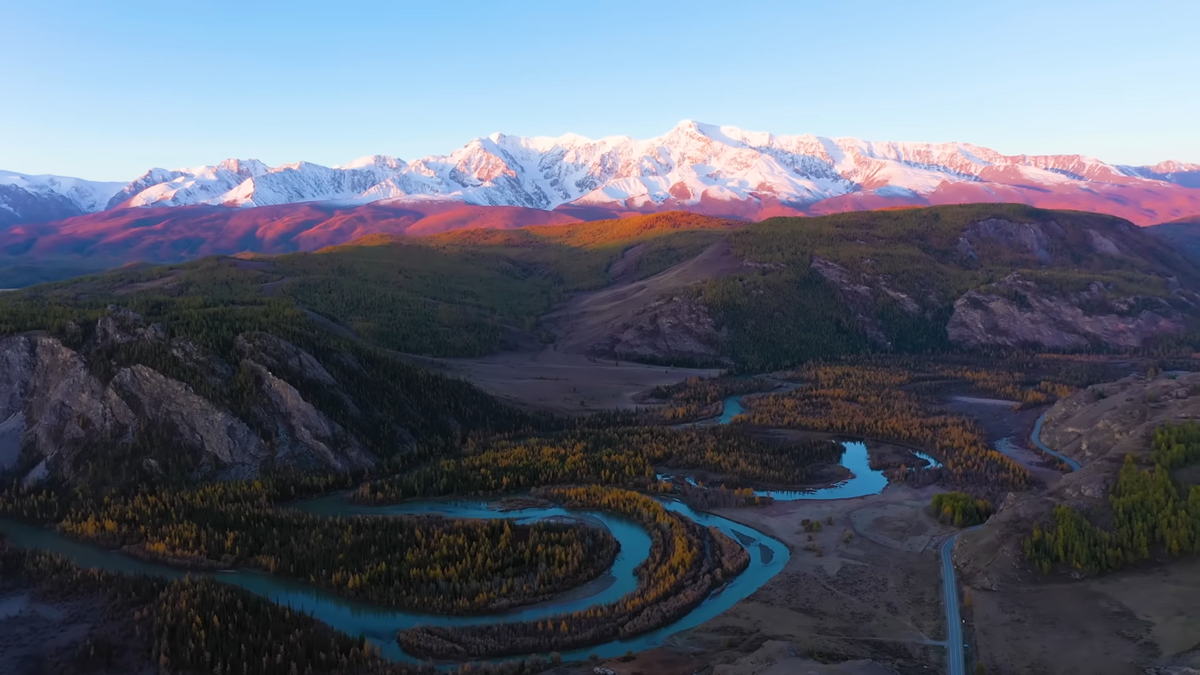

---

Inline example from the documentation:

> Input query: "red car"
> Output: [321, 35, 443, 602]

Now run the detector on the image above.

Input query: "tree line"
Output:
[1024, 422, 1200, 573]
[396, 485, 748, 660]
[351, 426, 846, 505]
[739, 363, 1031, 491]
[931, 492, 994, 527]
[4, 479, 618, 616]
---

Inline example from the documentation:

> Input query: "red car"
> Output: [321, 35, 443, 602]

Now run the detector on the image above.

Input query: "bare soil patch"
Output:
[445, 346, 719, 414]
[606, 243, 649, 283]
[541, 240, 742, 356]
[968, 560, 1200, 675]
[659, 485, 954, 674]
[438, 242, 742, 412]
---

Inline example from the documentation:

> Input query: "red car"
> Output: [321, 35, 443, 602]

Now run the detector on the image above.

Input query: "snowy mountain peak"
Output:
[338, 155, 406, 171]
[0, 170, 125, 222]
[216, 158, 270, 177]
[2, 122, 1198, 227]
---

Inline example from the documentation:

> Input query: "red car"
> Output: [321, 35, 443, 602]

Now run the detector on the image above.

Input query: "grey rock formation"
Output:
[588, 295, 723, 363]
[0, 412, 24, 471]
[109, 364, 267, 469]
[6, 335, 137, 478]
[242, 361, 374, 472]
[170, 336, 234, 386]
[957, 218, 1061, 263]
[810, 256, 920, 347]
[0, 312, 379, 483]
[94, 308, 167, 346]
[947, 274, 1184, 349]
[237, 331, 364, 418]
[236, 331, 337, 386]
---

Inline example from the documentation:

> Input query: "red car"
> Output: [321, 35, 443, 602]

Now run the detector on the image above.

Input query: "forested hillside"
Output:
[695, 204, 1200, 370]
[1147, 214, 1200, 265]
[5, 205, 1196, 374]
[1024, 422, 1200, 573]
[276, 212, 736, 355]
[0, 261, 533, 487]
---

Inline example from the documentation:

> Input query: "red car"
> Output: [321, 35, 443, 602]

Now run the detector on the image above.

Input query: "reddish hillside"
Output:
[806, 180, 1200, 225]
[3, 183, 1200, 272]
[0, 202, 582, 263]
[429, 211, 740, 248]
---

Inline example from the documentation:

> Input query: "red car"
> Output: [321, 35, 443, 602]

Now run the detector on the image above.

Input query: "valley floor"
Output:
[0, 587, 153, 675]
[968, 560, 1200, 675]
[445, 345, 719, 414]
[583, 381, 1200, 675]
[576, 482, 953, 675]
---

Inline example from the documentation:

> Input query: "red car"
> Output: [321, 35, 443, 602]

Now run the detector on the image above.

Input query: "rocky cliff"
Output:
[947, 274, 1189, 350]
[955, 371, 1200, 589]
[586, 294, 724, 364]
[0, 309, 382, 486]
[810, 255, 922, 348]
[707, 208, 1200, 362]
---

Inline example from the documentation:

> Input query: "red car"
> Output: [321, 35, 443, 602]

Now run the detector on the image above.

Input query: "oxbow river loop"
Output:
[0, 391, 961, 665]
[0, 497, 790, 664]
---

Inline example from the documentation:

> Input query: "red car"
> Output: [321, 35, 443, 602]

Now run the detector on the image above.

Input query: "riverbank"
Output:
[0, 489, 789, 666]
[0, 383, 1049, 673]
[955, 371, 1200, 675]
[670, 482, 953, 674]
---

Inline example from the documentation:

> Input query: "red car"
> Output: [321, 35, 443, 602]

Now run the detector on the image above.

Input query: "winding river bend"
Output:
[714, 393, 943, 501]
[1031, 410, 1082, 471]
[0, 390, 944, 665]
[0, 498, 786, 664]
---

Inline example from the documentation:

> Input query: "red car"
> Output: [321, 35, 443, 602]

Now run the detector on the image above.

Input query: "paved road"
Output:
[941, 410, 1081, 675]
[940, 528, 977, 675]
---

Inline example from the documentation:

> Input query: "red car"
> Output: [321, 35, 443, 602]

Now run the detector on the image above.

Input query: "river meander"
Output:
[711, 393, 942, 501]
[0, 497, 788, 664]
[0, 391, 945, 665]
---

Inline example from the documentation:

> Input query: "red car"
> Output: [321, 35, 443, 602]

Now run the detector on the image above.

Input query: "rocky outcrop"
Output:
[587, 295, 723, 363]
[956, 371, 1200, 588]
[236, 331, 363, 419]
[109, 364, 267, 470]
[235, 332, 337, 386]
[957, 218, 1062, 264]
[242, 361, 373, 472]
[93, 308, 167, 346]
[169, 336, 234, 387]
[947, 274, 1186, 349]
[1, 334, 137, 480]
[0, 309, 379, 484]
[810, 256, 920, 347]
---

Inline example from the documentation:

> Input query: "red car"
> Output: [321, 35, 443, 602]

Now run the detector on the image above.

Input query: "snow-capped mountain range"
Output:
[3, 120, 1199, 230]
[0, 170, 125, 223]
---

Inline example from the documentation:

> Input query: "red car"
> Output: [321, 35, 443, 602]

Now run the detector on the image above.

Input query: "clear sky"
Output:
[2, 0, 1197, 181]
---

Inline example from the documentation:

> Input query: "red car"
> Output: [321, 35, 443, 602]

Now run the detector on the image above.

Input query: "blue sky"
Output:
[2, 0, 1197, 180]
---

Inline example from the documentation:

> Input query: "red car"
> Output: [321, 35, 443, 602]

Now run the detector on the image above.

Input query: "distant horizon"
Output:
[4, 0, 1198, 180]
[3, 118, 1198, 183]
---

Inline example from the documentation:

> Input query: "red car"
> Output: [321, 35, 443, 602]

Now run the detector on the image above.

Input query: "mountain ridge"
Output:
[3, 121, 1199, 229]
